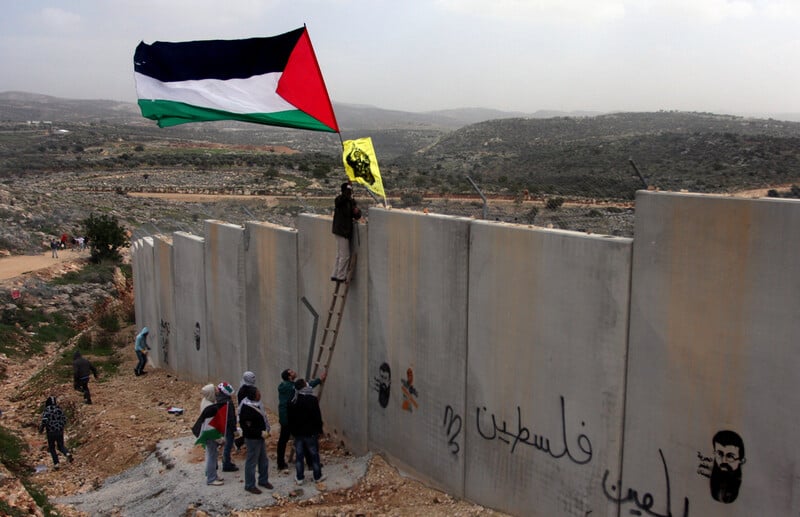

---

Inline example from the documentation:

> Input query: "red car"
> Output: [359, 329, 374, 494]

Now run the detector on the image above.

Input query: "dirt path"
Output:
[0, 249, 88, 282]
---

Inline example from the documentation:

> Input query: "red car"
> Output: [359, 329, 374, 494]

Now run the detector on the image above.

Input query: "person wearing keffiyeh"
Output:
[239, 387, 273, 494]
[39, 396, 73, 469]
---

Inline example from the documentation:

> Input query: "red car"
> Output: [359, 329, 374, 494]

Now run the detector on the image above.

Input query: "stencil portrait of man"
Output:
[710, 430, 746, 503]
[374, 362, 391, 408]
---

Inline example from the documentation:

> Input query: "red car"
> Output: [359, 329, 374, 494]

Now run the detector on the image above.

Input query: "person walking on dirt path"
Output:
[239, 387, 274, 494]
[72, 351, 98, 404]
[288, 378, 326, 485]
[39, 396, 73, 469]
[277, 368, 325, 472]
[134, 327, 151, 376]
[50, 239, 59, 258]
[216, 382, 239, 472]
[331, 182, 361, 283]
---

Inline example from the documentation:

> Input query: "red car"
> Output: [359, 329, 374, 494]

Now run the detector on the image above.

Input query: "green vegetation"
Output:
[82, 213, 129, 263]
[0, 306, 77, 357]
[51, 261, 120, 285]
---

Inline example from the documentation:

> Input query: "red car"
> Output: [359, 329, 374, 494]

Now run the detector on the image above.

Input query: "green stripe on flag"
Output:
[137, 99, 337, 132]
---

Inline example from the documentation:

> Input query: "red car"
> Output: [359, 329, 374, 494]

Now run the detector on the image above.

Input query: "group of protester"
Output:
[49, 234, 87, 258]
[193, 368, 327, 495]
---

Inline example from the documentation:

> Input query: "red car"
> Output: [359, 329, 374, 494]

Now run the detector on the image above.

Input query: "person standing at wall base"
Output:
[134, 327, 151, 376]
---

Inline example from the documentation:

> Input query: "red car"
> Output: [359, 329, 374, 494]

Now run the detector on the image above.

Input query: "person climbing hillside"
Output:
[38, 395, 73, 469]
[73, 351, 98, 404]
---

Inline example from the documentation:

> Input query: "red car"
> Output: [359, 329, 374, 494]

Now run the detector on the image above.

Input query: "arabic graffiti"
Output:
[443, 405, 462, 455]
[476, 395, 592, 465]
[159, 318, 170, 364]
[602, 448, 689, 517]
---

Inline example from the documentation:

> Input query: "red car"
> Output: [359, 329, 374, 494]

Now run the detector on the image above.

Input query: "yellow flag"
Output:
[342, 137, 385, 199]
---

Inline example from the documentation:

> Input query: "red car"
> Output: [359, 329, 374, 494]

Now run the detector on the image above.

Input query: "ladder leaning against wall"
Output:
[310, 250, 356, 399]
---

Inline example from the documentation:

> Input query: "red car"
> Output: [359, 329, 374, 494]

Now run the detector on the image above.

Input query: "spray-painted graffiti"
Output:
[401, 367, 419, 412]
[602, 448, 689, 517]
[159, 319, 170, 364]
[194, 322, 201, 351]
[443, 405, 462, 455]
[697, 430, 746, 504]
[374, 362, 391, 408]
[476, 395, 592, 464]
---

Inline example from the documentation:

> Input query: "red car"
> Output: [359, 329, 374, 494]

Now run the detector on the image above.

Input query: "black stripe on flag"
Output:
[134, 27, 304, 82]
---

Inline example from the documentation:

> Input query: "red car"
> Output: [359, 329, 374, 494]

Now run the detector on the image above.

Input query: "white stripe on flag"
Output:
[134, 72, 294, 114]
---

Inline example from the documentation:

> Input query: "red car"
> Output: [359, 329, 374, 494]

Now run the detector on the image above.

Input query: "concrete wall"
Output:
[131, 192, 800, 516]
[367, 209, 471, 497]
[172, 232, 207, 383]
[152, 235, 174, 371]
[465, 222, 632, 516]
[296, 214, 369, 455]
[244, 221, 299, 412]
[622, 191, 800, 517]
[203, 221, 246, 386]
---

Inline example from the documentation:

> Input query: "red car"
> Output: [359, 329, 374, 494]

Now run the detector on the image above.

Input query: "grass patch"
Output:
[0, 307, 77, 357]
[51, 261, 119, 285]
[0, 424, 27, 473]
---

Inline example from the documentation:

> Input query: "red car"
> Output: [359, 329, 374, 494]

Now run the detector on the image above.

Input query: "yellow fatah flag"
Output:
[342, 137, 385, 199]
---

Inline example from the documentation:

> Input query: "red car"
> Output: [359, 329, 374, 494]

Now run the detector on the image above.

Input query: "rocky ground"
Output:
[0, 256, 507, 516]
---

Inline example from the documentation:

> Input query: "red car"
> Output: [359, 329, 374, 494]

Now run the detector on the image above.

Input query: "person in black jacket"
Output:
[72, 351, 98, 404]
[331, 182, 361, 283]
[239, 387, 274, 494]
[39, 396, 73, 469]
[287, 379, 325, 484]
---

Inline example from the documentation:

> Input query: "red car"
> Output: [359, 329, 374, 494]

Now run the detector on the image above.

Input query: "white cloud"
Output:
[435, 0, 627, 25]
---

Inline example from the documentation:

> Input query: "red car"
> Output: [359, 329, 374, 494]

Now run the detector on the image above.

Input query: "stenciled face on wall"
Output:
[710, 430, 746, 504]
[374, 362, 391, 408]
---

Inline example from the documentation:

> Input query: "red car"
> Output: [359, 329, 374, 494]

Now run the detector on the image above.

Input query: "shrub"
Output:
[82, 213, 129, 263]
[545, 197, 565, 210]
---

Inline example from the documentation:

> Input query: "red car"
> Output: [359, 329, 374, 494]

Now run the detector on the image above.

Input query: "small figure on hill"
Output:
[277, 368, 325, 472]
[72, 351, 98, 404]
[50, 239, 59, 258]
[239, 387, 274, 494]
[134, 327, 151, 376]
[331, 182, 361, 283]
[39, 396, 73, 469]
[216, 381, 239, 472]
[288, 378, 326, 485]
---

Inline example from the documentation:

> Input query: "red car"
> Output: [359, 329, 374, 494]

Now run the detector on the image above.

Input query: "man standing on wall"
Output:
[276, 368, 326, 472]
[331, 182, 361, 283]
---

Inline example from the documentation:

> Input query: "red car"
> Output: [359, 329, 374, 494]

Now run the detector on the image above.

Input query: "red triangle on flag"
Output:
[277, 28, 339, 132]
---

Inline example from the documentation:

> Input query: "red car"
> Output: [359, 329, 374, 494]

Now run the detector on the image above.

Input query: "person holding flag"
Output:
[192, 383, 230, 486]
[331, 182, 361, 283]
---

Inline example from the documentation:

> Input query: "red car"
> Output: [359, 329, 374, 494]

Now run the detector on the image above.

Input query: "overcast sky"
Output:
[1, 0, 798, 115]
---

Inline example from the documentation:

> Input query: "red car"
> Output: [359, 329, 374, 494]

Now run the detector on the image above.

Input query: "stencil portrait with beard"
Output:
[710, 430, 746, 503]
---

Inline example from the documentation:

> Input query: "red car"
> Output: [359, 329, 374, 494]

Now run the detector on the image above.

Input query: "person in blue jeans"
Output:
[216, 382, 239, 472]
[239, 387, 274, 494]
[287, 378, 326, 485]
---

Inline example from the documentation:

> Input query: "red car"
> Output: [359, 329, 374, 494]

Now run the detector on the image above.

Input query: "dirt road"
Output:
[0, 249, 88, 282]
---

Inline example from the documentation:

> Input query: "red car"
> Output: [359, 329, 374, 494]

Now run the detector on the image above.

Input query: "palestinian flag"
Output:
[134, 27, 339, 132]
[193, 403, 227, 446]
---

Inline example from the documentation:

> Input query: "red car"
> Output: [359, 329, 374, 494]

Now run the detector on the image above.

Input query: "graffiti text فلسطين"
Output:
[602, 448, 689, 517]
[476, 395, 592, 464]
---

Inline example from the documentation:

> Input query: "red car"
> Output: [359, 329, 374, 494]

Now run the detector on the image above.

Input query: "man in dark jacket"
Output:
[72, 351, 98, 404]
[331, 182, 361, 282]
[276, 368, 325, 472]
[287, 378, 325, 484]
[239, 387, 274, 494]
[39, 396, 73, 469]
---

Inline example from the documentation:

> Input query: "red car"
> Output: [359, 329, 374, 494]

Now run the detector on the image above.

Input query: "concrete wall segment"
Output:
[244, 221, 299, 416]
[465, 221, 632, 516]
[296, 214, 368, 456]
[152, 235, 174, 371]
[623, 191, 800, 517]
[203, 221, 246, 387]
[172, 232, 208, 383]
[367, 208, 471, 497]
